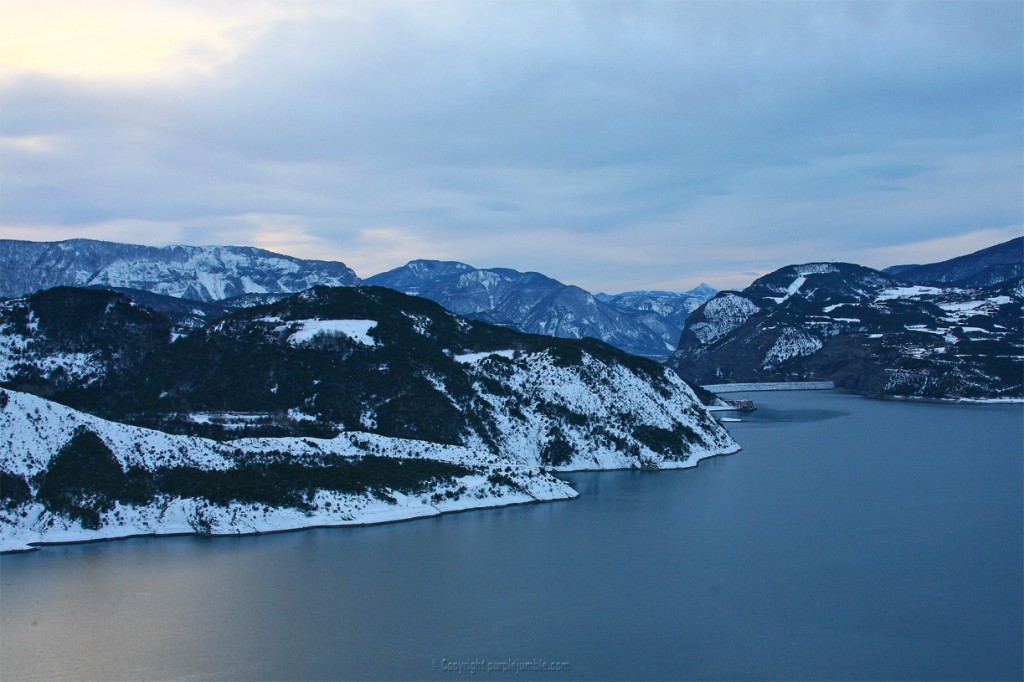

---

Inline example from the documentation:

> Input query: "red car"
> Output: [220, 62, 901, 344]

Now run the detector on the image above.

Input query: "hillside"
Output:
[1, 285, 738, 551]
[668, 262, 1023, 400]
[884, 237, 1022, 288]
[0, 387, 580, 552]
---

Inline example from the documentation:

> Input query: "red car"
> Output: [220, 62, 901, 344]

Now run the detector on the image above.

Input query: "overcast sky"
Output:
[1, 1, 1021, 292]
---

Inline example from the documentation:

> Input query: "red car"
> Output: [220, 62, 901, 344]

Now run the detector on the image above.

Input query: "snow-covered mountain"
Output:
[365, 260, 713, 359]
[0, 239, 359, 301]
[884, 237, 1022, 288]
[0, 387, 580, 552]
[668, 262, 1023, 400]
[596, 288, 714, 354]
[1, 285, 738, 551]
[2, 240, 717, 359]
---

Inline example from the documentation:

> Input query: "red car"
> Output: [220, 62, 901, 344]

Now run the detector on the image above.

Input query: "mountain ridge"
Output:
[0, 280, 737, 552]
[366, 260, 714, 359]
[668, 260, 1023, 400]
[1, 284, 738, 551]
[882, 237, 1022, 288]
[0, 239, 360, 302]
[2, 240, 714, 360]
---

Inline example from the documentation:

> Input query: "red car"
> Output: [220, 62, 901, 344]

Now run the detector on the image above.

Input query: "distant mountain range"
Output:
[365, 261, 714, 359]
[2, 235, 1019, 403]
[668, 239, 1023, 400]
[0, 240, 715, 359]
[0, 239, 359, 302]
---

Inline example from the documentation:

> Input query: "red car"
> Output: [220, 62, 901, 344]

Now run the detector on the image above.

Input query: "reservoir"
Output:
[2, 391, 1021, 680]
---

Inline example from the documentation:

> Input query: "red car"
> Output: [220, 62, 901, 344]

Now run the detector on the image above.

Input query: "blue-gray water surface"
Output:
[2, 391, 1021, 680]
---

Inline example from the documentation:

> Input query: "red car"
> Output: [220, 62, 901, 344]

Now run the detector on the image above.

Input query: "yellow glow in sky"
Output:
[0, 1, 307, 82]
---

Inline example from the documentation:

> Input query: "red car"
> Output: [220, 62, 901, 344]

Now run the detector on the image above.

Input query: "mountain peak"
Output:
[685, 283, 718, 299]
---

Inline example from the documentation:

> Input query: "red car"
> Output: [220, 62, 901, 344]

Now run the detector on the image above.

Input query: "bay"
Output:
[2, 391, 1021, 680]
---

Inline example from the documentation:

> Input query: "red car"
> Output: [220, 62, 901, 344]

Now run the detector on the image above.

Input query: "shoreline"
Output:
[865, 393, 1024, 405]
[0, 489, 572, 555]
[0, 493, 579, 555]
[0, 445, 742, 556]
[705, 383, 1022, 404]
[702, 381, 835, 393]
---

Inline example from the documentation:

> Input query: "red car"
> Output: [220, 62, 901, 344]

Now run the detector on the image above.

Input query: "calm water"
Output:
[2, 391, 1021, 680]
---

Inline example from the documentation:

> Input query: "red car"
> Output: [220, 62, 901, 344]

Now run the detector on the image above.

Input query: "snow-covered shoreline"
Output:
[0, 474, 579, 554]
[1, 444, 742, 554]
[1, 384, 740, 554]
[704, 382, 1022, 404]
[869, 393, 1024, 405]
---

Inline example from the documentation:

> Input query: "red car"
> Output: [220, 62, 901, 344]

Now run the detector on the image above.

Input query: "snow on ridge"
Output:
[0, 387, 585, 553]
[68, 245, 356, 302]
[762, 327, 823, 369]
[460, 349, 739, 471]
[769, 275, 807, 304]
[875, 285, 944, 301]
[0, 303, 105, 384]
[454, 349, 516, 364]
[689, 294, 760, 345]
[286, 319, 378, 347]
[0, 338, 741, 551]
[0, 389, 235, 478]
[403, 312, 432, 336]
[795, 263, 839, 276]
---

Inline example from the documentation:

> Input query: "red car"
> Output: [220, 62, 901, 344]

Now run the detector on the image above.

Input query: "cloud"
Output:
[0, 0, 344, 82]
[1, 1, 1021, 293]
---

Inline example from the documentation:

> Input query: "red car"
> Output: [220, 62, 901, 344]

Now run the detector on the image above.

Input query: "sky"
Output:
[1, 1, 1021, 293]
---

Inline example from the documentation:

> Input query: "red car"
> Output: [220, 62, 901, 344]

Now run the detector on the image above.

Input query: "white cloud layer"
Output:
[1, 1, 1021, 291]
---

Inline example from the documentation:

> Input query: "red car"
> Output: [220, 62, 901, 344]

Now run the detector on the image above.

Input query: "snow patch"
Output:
[795, 263, 839, 276]
[876, 286, 944, 301]
[454, 350, 516, 364]
[689, 294, 760, 345]
[762, 327, 823, 368]
[287, 319, 378, 347]
[769, 276, 807, 304]
[287, 408, 318, 422]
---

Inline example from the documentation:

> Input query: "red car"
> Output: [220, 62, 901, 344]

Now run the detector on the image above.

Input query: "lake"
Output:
[2, 391, 1021, 680]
